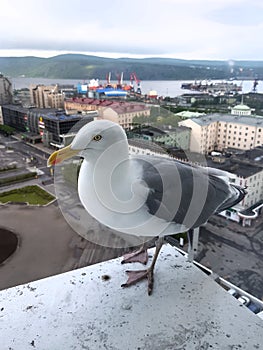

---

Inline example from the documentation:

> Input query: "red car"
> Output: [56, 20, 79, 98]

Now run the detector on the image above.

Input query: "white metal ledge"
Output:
[0, 245, 262, 349]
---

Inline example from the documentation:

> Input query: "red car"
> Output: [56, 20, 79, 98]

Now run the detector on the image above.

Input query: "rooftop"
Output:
[66, 98, 150, 114]
[2, 104, 60, 115]
[191, 113, 263, 127]
[232, 104, 251, 111]
[44, 113, 83, 121]
[1, 245, 262, 349]
[205, 157, 262, 178]
[155, 147, 263, 178]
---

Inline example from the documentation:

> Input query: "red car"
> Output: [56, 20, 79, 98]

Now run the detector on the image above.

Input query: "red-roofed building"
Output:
[64, 98, 150, 128]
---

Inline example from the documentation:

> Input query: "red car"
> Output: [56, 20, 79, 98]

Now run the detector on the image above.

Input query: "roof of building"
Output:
[206, 157, 262, 178]
[104, 103, 150, 114]
[189, 113, 263, 127]
[2, 105, 59, 115]
[129, 125, 166, 137]
[168, 147, 263, 178]
[66, 98, 150, 114]
[159, 125, 191, 134]
[232, 104, 251, 111]
[175, 111, 205, 118]
[44, 113, 87, 122]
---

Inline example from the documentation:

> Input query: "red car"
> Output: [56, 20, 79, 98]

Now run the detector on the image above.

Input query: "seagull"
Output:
[48, 120, 246, 295]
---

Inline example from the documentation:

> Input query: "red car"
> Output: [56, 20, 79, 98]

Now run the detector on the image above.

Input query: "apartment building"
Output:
[0, 74, 12, 105]
[65, 98, 150, 128]
[30, 84, 64, 109]
[100, 104, 150, 128]
[179, 106, 263, 154]
[64, 98, 115, 114]
[1, 104, 97, 147]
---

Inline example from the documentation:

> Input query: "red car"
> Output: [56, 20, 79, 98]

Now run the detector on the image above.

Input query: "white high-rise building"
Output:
[179, 109, 263, 154]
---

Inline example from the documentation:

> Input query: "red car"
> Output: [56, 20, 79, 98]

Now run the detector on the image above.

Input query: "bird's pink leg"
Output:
[121, 237, 164, 295]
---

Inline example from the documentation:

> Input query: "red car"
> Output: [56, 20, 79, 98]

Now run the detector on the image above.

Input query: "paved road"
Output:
[197, 223, 263, 300]
[0, 134, 52, 178]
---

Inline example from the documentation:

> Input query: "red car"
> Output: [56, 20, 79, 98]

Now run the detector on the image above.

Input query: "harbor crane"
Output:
[130, 72, 142, 94]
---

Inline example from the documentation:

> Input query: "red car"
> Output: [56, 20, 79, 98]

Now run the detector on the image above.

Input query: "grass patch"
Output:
[0, 185, 55, 205]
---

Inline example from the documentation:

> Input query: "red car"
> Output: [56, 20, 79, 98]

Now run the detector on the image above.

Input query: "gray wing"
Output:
[137, 157, 243, 229]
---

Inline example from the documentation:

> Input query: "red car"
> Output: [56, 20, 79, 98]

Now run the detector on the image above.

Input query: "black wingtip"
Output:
[216, 184, 247, 214]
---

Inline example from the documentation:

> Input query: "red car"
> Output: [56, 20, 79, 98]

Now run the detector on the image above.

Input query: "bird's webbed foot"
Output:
[121, 268, 154, 295]
[121, 249, 148, 265]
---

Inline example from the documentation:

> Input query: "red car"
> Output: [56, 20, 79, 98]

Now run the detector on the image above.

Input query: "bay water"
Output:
[11, 77, 262, 98]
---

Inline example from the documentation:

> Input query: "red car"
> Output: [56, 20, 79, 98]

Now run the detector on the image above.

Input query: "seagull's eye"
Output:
[93, 134, 102, 141]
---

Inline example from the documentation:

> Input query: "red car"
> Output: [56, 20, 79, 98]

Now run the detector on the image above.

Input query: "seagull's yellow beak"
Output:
[47, 144, 80, 167]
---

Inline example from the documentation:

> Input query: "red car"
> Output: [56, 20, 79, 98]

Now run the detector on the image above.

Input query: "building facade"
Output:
[0, 74, 13, 105]
[30, 84, 65, 109]
[65, 98, 151, 128]
[99, 104, 150, 128]
[179, 111, 263, 154]
[1, 104, 97, 147]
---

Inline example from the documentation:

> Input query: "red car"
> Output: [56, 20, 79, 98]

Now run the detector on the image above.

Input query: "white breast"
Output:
[78, 159, 188, 237]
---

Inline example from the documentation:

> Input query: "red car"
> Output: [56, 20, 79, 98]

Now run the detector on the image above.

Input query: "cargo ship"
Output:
[181, 80, 242, 95]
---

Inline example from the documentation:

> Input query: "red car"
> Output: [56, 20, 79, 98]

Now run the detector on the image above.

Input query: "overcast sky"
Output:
[1, 0, 262, 60]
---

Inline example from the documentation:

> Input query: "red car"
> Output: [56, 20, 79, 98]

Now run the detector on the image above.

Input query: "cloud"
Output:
[207, 1, 263, 26]
[0, 0, 262, 59]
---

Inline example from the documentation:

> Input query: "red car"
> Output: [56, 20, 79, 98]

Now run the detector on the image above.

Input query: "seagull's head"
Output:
[47, 120, 127, 166]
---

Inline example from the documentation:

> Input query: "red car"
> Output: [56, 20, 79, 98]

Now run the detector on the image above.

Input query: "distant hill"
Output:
[1, 54, 263, 80]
